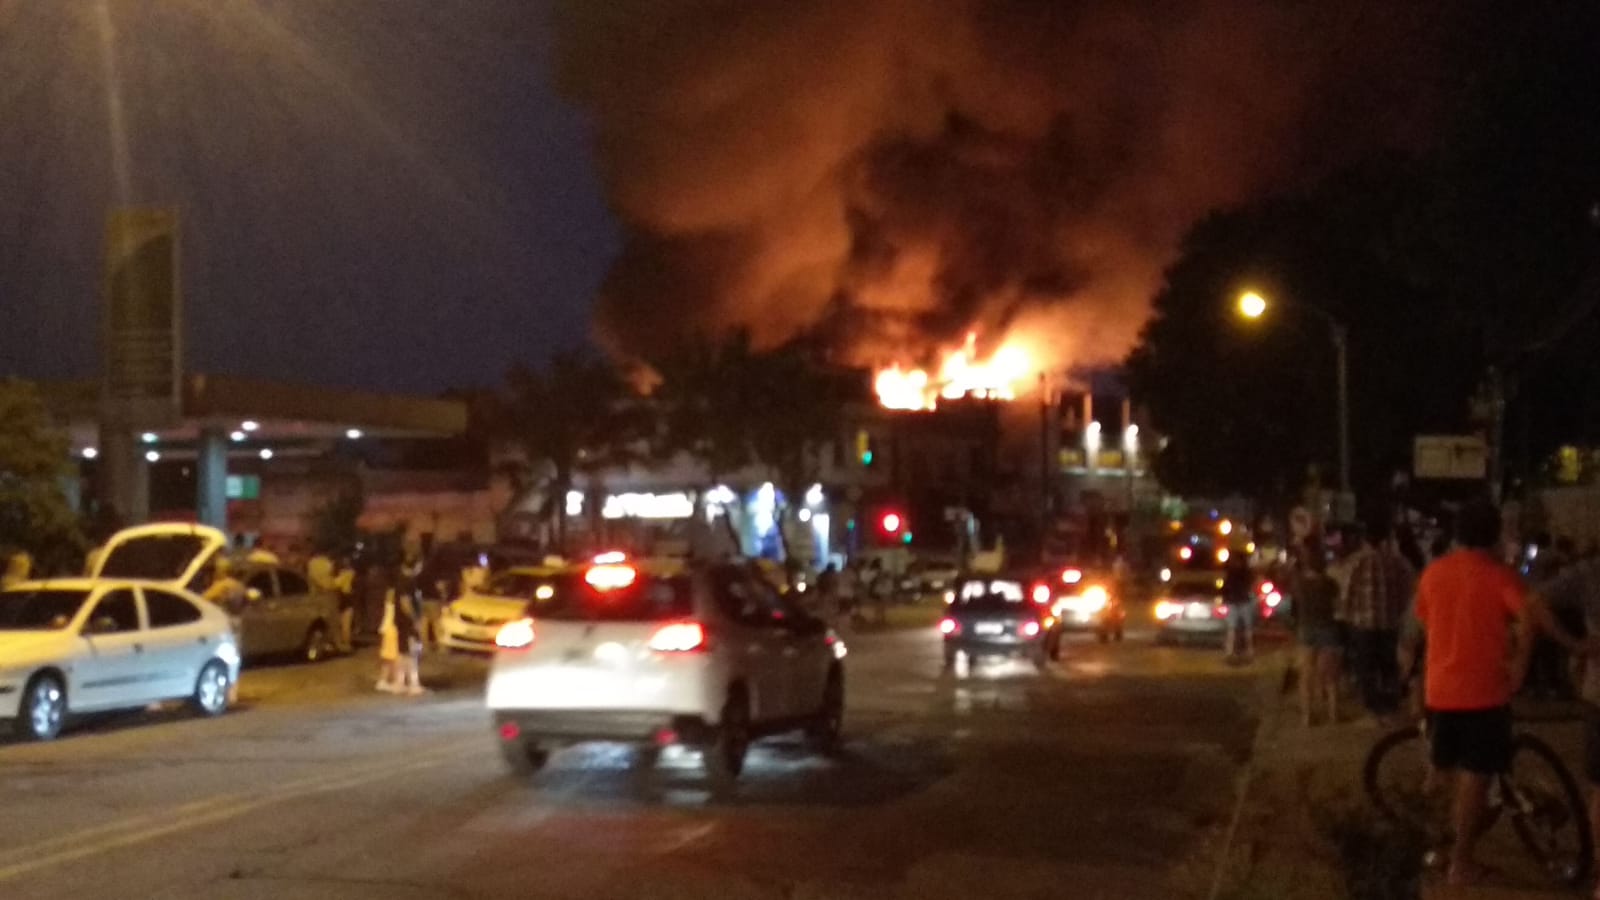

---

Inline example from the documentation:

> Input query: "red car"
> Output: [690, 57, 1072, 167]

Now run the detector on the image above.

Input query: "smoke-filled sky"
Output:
[2, 1, 1455, 393]
[555, 0, 1451, 371]
[0, 0, 612, 393]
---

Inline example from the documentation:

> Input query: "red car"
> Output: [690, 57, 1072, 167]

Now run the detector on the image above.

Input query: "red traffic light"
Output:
[880, 512, 902, 534]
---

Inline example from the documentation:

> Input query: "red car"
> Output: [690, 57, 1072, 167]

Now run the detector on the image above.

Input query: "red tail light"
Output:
[1031, 584, 1052, 604]
[648, 621, 707, 653]
[496, 617, 536, 649]
[1021, 620, 1041, 638]
[1259, 581, 1275, 597]
[938, 617, 959, 635]
[1213, 605, 1228, 619]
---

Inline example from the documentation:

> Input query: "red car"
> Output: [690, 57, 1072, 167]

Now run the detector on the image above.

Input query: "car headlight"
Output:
[943, 590, 955, 604]
[1081, 585, 1109, 612]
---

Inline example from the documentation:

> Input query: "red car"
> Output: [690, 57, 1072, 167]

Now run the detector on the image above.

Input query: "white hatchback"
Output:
[0, 579, 240, 741]
[486, 556, 846, 782]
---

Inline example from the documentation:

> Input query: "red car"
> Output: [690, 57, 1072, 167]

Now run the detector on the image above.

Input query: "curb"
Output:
[1206, 650, 1295, 900]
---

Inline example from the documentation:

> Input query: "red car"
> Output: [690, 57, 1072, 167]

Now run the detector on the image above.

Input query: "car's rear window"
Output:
[953, 579, 1029, 613]
[529, 573, 693, 622]
[0, 589, 91, 630]
[484, 571, 555, 598]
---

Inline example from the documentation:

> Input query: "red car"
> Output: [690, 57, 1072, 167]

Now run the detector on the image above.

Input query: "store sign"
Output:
[602, 492, 694, 520]
[1414, 435, 1487, 480]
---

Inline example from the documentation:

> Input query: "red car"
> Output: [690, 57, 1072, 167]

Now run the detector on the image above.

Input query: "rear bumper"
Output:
[493, 710, 712, 744]
[945, 636, 1041, 656]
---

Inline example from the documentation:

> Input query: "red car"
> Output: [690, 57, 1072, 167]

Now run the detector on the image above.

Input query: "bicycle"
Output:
[1363, 714, 1593, 887]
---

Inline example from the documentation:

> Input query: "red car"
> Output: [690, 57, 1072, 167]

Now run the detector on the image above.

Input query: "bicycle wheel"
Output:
[1504, 734, 1592, 887]
[1363, 723, 1445, 832]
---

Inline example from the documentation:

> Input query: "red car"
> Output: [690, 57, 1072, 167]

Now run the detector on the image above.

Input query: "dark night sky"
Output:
[0, 1, 614, 394]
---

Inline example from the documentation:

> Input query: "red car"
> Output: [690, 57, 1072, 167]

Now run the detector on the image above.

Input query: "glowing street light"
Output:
[1234, 288, 1354, 520]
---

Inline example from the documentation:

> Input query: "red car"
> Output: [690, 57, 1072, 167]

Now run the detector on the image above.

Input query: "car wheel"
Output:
[706, 687, 751, 784]
[191, 660, 231, 717]
[302, 623, 329, 663]
[16, 673, 65, 741]
[1048, 631, 1064, 661]
[500, 738, 550, 775]
[806, 669, 844, 754]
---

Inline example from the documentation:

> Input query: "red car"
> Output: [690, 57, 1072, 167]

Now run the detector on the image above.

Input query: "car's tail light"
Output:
[496, 617, 536, 649]
[1259, 581, 1276, 597]
[1031, 584, 1052, 604]
[1213, 605, 1229, 618]
[1021, 620, 1041, 638]
[648, 621, 707, 653]
[1061, 568, 1083, 585]
[938, 617, 959, 635]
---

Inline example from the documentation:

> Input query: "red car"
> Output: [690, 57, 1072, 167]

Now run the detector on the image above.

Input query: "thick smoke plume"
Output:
[553, 1, 1444, 371]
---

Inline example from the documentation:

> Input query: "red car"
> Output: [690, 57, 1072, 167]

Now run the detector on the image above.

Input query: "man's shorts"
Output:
[1427, 706, 1512, 775]
[1582, 702, 1600, 783]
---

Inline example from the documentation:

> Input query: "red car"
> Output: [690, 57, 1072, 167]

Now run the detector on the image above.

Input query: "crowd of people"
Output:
[1276, 504, 1600, 890]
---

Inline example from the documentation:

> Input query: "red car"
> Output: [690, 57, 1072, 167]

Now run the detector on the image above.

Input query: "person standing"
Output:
[1411, 502, 1539, 887]
[1338, 519, 1416, 720]
[1293, 541, 1342, 725]
[2, 550, 32, 589]
[1221, 552, 1255, 663]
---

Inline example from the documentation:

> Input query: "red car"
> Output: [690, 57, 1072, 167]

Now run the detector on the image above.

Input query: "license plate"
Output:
[974, 622, 1004, 635]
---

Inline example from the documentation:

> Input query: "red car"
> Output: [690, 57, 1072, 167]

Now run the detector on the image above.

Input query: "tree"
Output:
[493, 353, 642, 554]
[0, 379, 83, 571]
[648, 330, 843, 561]
[306, 482, 364, 555]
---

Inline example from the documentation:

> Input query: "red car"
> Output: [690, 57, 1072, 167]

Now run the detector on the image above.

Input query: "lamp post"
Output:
[1237, 291, 1355, 521]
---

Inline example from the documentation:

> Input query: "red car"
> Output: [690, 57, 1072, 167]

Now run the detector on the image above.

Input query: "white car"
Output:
[439, 566, 566, 655]
[486, 555, 846, 782]
[0, 579, 240, 741]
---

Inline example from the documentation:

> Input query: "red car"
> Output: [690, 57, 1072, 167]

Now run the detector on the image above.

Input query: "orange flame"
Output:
[874, 333, 1034, 410]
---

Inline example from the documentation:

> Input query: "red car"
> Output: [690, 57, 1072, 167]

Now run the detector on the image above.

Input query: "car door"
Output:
[772, 591, 832, 718]
[238, 569, 282, 657]
[272, 568, 318, 651]
[710, 567, 789, 723]
[139, 587, 216, 699]
[72, 587, 150, 712]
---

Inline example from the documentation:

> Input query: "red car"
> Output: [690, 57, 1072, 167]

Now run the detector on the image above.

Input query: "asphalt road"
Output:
[0, 615, 1264, 900]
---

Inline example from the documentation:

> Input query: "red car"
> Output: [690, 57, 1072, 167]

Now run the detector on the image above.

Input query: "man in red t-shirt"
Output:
[1412, 502, 1535, 885]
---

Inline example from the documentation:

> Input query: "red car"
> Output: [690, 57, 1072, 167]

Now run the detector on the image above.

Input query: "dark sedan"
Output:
[939, 575, 1056, 670]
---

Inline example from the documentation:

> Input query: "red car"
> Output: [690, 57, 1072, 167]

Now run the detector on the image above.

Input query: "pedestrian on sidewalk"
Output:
[1411, 501, 1544, 887]
[1293, 540, 1342, 725]
[1221, 551, 1254, 663]
[1337, 518, 1416, 721]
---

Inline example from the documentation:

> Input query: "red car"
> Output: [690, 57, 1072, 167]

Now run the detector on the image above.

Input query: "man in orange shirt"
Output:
[1412, 502, 1537, 886]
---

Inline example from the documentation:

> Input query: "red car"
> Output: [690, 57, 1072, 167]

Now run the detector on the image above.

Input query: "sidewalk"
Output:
[1205, 653, 1590, 900]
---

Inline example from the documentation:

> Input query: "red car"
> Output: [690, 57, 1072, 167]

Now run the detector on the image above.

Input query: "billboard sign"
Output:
[1413, 435, 1488, 480]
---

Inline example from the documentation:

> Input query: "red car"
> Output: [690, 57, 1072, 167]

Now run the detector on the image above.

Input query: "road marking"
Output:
[0, 739, 479, 883]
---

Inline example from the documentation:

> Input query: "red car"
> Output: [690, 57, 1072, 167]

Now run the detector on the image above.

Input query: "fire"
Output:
[874, 333, 1034, 410]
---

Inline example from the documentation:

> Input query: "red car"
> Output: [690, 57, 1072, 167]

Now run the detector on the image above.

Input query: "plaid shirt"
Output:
[1337, 545, 1416, 631]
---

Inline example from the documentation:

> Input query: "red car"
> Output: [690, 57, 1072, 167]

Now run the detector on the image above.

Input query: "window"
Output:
[90, 590, 141, 633]
[246, 571, 277, 597]
[276, 570, 309, 596]
[0, 589, 90, 630]
[144, 589, 203, 627]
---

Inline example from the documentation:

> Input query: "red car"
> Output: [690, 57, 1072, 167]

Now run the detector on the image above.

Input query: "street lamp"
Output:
[1236, 289, 1355, 521]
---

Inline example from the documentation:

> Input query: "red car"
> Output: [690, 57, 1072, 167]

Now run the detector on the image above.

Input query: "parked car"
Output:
[91, 523, 337, 663]
[0, 579, 239, 741]
[940, 573, 1059, 670]
[439, 564, 567, 655]
[487, 555, 846, 783]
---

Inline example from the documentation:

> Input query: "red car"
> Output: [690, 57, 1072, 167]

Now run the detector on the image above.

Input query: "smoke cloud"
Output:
[553, 1, 1445, 370]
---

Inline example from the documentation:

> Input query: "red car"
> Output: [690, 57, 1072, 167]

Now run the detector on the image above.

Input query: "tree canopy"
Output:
[0, 379, 82, 569]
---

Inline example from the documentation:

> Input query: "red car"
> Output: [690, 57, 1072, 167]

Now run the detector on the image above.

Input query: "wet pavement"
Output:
[0, 614, 1263, 899]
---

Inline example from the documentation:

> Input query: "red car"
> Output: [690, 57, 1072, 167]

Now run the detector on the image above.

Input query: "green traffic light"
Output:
[902, 531, 913, 545]
[862, 450, 874, 465]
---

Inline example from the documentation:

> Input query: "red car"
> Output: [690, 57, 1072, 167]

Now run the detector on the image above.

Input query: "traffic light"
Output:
[856, 429, 874, 466]
[880, 511, 902, 534]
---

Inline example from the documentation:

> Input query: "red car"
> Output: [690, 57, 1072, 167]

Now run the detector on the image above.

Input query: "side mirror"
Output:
[84, 615, 119, 636]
